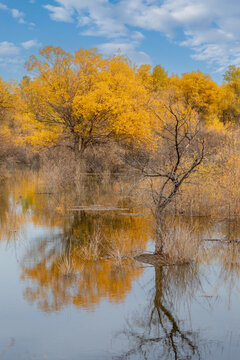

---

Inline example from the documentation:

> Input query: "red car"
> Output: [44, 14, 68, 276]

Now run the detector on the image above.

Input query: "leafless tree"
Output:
[115, 264, 207, 360]
[124, 93, 205, 254]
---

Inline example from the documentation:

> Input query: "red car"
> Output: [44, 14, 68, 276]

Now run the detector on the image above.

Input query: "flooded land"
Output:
[1, 171, 240, 360]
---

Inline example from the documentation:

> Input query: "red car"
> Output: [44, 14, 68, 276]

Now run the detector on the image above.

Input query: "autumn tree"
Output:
[221, 65, 240, 123]
[22, 46, 151, 176]
[0, 78, 13, 118]
[170, 71, 225, 128]
[224, 65, 240, 87]
[0, 78, 24, 164]
[137, 64, 169, 92]
[152, 65, 169, 91]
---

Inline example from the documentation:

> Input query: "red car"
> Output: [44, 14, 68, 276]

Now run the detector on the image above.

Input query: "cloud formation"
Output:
[0, 41, 22, 75]
[0, 1, 35, 25]
[0, 2, 26, 23]
[0, 39, 42, 77]
[98, 40, 151, 65]
[0, 41, 20, 57]
[21, 39, 41, 50]
[44, 4, 74, 22]
[43, 0, 240, 71]
[10, 8, 26, 23]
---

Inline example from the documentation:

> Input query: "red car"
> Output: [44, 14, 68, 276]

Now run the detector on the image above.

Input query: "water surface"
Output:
[1, 171, 240, 359]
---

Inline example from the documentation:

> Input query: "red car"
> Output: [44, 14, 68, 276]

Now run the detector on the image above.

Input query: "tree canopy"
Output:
[22, 46, 152, 156]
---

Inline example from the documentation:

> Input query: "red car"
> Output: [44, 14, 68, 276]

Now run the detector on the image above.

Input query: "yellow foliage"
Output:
[0, 78, 14, 115]
[0, 78, 24, 147]
[170, 71, 224, 125]
[22, 46, 152, 152]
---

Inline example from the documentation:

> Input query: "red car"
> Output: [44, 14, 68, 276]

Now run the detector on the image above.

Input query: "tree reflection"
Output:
[20, 212, 151, 312]
[3, 171, 240, 320]
[116, 264, 207, 360]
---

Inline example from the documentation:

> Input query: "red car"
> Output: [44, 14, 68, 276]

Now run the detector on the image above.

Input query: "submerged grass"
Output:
[76, 224, 145, 264]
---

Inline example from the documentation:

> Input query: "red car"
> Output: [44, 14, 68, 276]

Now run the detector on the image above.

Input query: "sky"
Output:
[1, 0, 240, 83]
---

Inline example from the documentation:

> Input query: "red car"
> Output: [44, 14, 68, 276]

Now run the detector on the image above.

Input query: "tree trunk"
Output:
[73, 134, 86, 195]
[155, 213, 164, 255]
[154, 265, 163, 306]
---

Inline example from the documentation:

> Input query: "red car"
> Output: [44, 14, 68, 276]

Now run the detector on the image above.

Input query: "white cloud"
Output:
[11, 8, 24, 19]
[0, 40, 40, 76]
[43, 0, 240, 71]
[0, 40, 37, 77]
[10, 8, 26, 23]
[131, 31, 145, 41]
[21, 39, 41, 50]
[44, 0, 128, 37]
[0, 3, 27, 24]
[0, 2, 7, 10]
[0, 41, 20, 57]
[43, 4, 74, 22]
[98, 41, 151, 65]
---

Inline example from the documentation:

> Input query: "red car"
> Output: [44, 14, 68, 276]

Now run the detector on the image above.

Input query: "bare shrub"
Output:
[0, 129, 29, 169]
[161, 127, 240, 217]
[84, 141, 125, 174]
[39, 147, 77, 192]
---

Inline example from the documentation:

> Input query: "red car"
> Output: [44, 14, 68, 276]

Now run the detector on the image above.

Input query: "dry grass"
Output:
[39, 149, 77, 192]
[161, 221, 200, 263]
[137, 218, 200, 265]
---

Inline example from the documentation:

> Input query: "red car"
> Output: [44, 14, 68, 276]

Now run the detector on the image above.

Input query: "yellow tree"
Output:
[0, 78, 22, 163]
[221, 65, 240, 123]
[137, 64, 169, 92]
[0, 78, 13, 117]
[224, 65, 240, 92]
[22, 46, 152, 167]
[171, 71, 224, 128]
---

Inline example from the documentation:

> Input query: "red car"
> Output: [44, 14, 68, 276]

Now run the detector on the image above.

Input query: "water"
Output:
[1, 171, 240, 359]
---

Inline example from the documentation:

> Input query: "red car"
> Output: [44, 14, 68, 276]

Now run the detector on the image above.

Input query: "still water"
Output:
[1, 171, 240, 359]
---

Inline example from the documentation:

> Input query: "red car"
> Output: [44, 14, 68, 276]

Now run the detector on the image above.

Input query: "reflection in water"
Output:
[2, 171, 240, 358]
[0, 172, 153, 312]
[116, 264, 212, 360]
[2, 172, 240, 313]
[20, 212, 151, 312]
[202, 241, 240, 304]
[0, 338, 15, 359]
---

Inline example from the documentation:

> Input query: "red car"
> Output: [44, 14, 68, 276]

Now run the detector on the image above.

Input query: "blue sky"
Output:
[1, 0, 240, 83]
